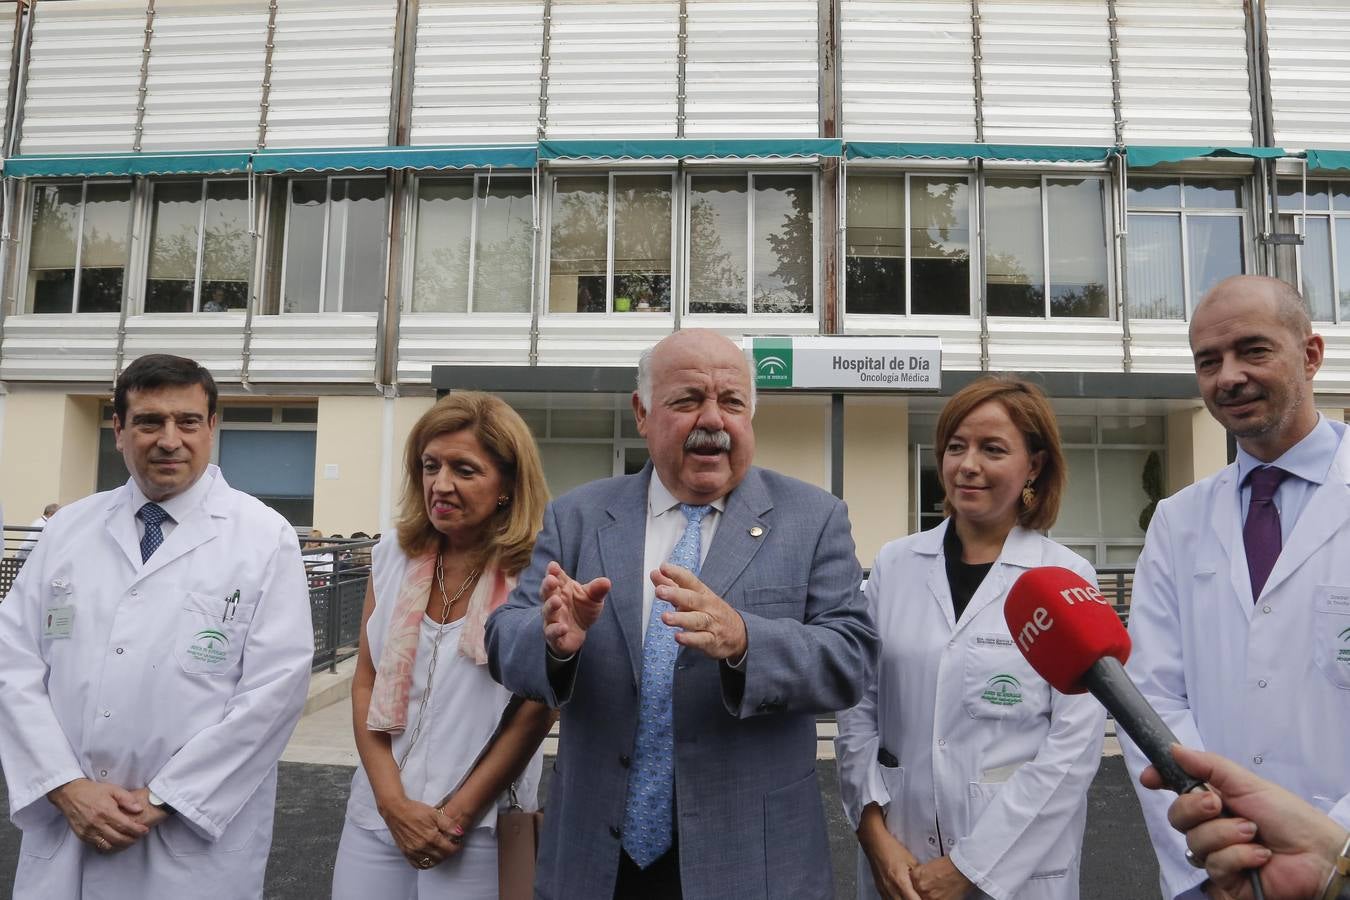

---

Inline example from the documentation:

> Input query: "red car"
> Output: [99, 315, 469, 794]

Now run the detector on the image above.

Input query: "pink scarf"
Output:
[366, 555, 516, 734]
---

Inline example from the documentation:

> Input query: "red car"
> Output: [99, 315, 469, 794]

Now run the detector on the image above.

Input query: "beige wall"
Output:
[0, 391, 101, 524]
[751, 395, 830, 489]
[842, 396, 908, 569]
[1165, 406, 1228, 496]
[312, 396, 386, 536]
[1318, 406, 1347, 423]
[385, 395, 437, 529]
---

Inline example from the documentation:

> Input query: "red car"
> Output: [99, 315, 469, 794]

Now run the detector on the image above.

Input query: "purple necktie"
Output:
[1243, 466, 1287, 600]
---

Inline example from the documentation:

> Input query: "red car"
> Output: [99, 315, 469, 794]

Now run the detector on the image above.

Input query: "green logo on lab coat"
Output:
[982, 674, 1024, 706]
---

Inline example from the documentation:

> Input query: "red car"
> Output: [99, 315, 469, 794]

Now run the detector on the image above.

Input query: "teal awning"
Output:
[1125, 146, 1287, 168]
[845, 142, 1113, 163]
[4, 150, 253, 178]
[539, 138, 843, 162]
[1305, 149, 1350, 172]
[250, 145, 537, 174]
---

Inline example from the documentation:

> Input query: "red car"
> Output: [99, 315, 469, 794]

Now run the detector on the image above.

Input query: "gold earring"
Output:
[1021, 479, 1036, 506]
[497, 495, 510, 509]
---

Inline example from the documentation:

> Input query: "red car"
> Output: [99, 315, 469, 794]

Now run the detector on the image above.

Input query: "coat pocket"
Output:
[962, 633, 1048, 722]
[764, 769, 832, 899]
[1313, 586, 1350, 690]
[741, 583, 808, 620]
[159, 806, 262, 857]
[19, 817, 70, 860]
[174, 592, 256, 676]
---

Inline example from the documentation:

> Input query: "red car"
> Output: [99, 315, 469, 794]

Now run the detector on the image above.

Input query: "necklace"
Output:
[397, 555, 480, 767]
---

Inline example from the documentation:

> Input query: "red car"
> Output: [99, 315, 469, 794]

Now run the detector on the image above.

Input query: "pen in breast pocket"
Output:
[222, 590, 240, 623]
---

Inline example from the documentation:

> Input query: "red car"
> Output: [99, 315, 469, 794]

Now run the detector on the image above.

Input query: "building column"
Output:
[313, 395, 431, 537]
[0, 391, 100, 523]
[842, 396, 908, 570]
[1165, 407, 1228, 496]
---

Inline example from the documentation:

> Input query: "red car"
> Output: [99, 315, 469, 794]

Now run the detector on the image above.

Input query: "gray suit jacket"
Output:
[487, 464, 877, 900]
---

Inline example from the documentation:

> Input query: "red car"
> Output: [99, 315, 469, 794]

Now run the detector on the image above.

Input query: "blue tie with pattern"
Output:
[622, 502, 712, 868]
[139, 502, 170, 563]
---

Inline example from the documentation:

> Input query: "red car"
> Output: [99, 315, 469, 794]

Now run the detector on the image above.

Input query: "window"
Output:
[411, 175, 534, 313]
[1274, 180, 1350, 322]
[1126, 176, 1246, 320]
[985, 176, 1109, 318]
[96, 403, 318, 526]
[146, 179, 251, 313]
[689, 173, 815, 315]
[845, 173, 971, 315]
[276, 177, 388, 313]
[548, 174, 674, 314]
[504, 395, 648, 496]
[26, 181, 132, 313]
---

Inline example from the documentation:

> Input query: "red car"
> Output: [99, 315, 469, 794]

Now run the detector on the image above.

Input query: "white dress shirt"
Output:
[639, 474, 725, 644]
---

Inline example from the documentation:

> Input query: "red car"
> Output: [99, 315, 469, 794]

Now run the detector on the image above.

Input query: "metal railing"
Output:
[1096, 564, 1136, 626]
[0, 525, 374, 672]
[303, 538, 375, 673]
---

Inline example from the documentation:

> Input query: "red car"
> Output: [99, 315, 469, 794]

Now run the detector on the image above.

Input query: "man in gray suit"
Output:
[487, 329, 878, 899]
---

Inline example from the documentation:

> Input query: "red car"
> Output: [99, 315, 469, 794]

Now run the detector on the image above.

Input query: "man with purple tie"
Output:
[1120, 276, 1350, 900]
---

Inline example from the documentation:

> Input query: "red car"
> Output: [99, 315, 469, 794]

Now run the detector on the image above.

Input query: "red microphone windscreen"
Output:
[1003, 566, 1131, 694]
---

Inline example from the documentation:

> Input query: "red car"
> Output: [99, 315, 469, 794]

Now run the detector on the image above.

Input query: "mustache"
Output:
[684, 429, 732, 452]
[1215, 386, 1264, 405]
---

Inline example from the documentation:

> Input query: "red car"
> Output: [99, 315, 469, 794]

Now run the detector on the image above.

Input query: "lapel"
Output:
[1262, 429, 1350, 600]
[914, 522, 956, 631]
[698, 467, 773, 603]
[104, 486, 144, 572]
[123, 474, 226, 586]
[1205, 464, 1256, 616]
[597, 467, 654, 684]
[950, 525, 1043, 639]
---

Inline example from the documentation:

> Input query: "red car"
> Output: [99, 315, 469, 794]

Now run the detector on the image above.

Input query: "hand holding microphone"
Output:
[1003, 567, 1266, 900]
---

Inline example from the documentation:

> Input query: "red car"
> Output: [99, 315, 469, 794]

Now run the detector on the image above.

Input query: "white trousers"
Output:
[331, 817, 499, 900]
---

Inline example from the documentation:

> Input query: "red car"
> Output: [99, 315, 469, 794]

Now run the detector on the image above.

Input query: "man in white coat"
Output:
[1121, 275, 1350, 900]
[0, 353, 314, 899]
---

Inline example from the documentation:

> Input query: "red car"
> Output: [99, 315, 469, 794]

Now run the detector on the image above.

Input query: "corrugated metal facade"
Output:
[684, 0, 819, 137]
[979, 0, 1115, 145]
[20, 0, 148, 154]
[411, 0, 543, 145]
[840, 0, 978, 143]
[265, 0, 396, 149]
[545, 0, 678, 139]
[1115, 0, 1254, 145]
[0, 315, 121, 382]
[140, 0, 269, 152]
[397, 315, 532, 381]
[1265, 0, 1350, 151]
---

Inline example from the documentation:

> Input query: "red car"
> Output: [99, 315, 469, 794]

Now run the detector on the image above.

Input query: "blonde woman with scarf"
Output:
[332, 392, 555, 899]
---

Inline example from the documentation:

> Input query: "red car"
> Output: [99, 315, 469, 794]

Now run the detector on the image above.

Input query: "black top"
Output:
[943, 522, 995, 622]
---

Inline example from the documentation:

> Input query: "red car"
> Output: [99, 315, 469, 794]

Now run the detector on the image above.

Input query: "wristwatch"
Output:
[147, 790, 174, 816]
[1321, 833, 1350, 900]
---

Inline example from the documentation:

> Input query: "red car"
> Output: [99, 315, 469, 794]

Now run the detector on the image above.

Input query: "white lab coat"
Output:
[837, 522, 1106, 900]
[0, 466, 314, 900]
[15, 514, 49, 560]
[1121, 422, 1350, 899]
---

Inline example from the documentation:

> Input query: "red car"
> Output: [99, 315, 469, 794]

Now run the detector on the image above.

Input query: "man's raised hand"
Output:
[542, 561, 610, 656]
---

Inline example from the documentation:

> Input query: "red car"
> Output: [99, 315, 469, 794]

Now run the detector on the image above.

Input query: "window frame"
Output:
[1125, 173, 1250, 321]
[682, 168, 820, 318]
[23, 178, 134, 315]
[407, 171, 536, 315]
[278, 174, 388, 314]
[145, 176, 252, 314]
[544, 169, 678, 316]
[843, 168, 976, 317]
[983, 171, 1114, 321]
[1276, 177, 1350, 324]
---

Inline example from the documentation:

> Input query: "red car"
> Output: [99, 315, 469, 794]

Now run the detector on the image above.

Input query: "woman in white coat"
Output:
[332, 392, 556, 899]
[837, 376, 1106, 900]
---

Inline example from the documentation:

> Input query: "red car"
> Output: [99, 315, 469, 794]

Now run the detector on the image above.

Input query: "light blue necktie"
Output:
[138, 502, 170, 563]
[622, 502, 711, 868]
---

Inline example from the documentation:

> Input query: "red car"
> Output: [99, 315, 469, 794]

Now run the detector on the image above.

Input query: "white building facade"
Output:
[0, 0, 1346, 568]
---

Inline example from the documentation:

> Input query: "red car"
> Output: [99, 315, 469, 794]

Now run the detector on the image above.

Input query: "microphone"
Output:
[1004, 566, 1265, 900]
